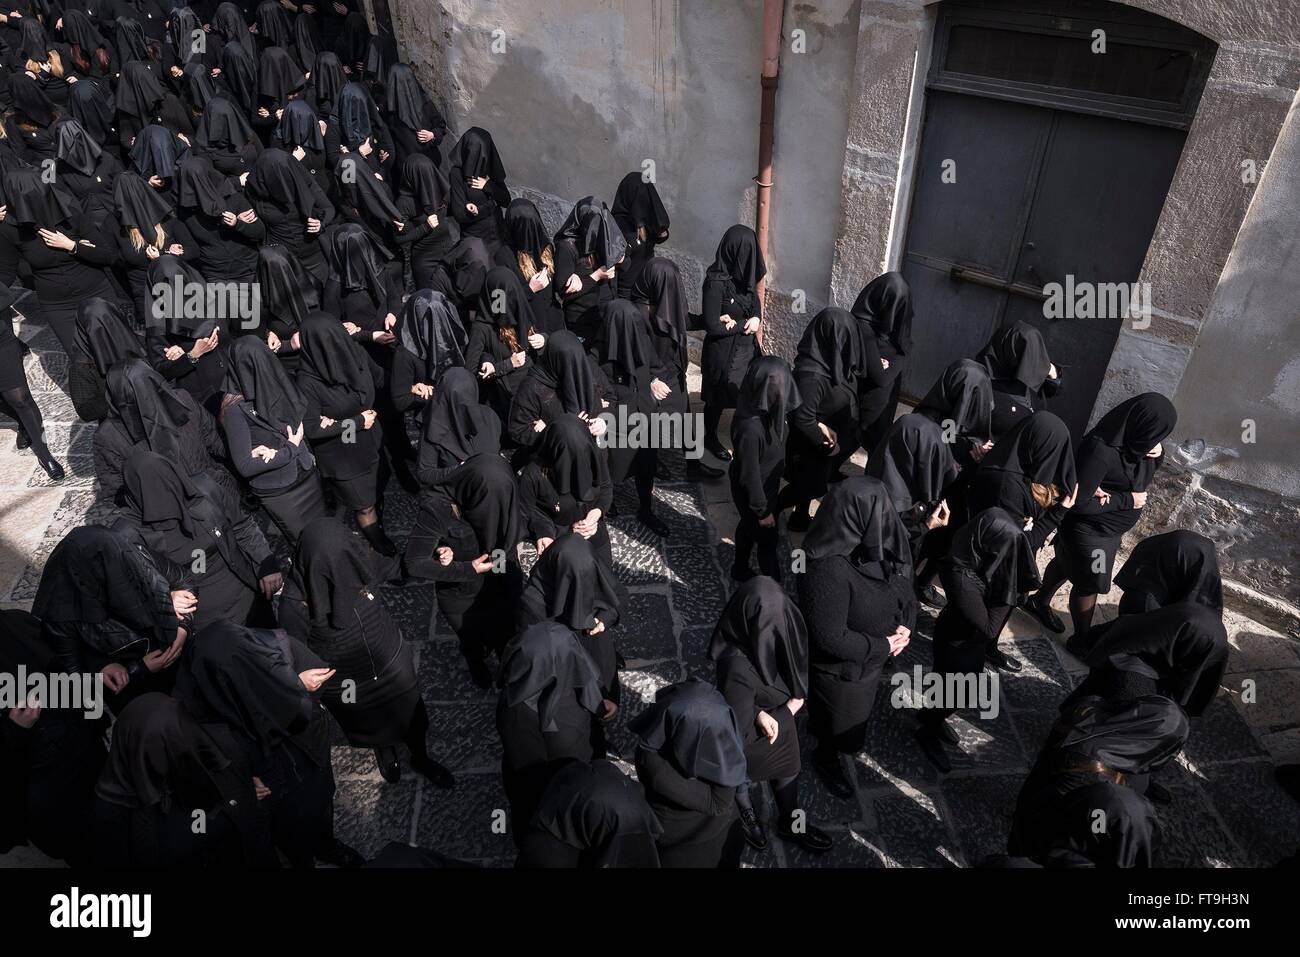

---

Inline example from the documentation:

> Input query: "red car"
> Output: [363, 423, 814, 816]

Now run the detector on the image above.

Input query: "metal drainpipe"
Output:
[754, 0, 784, 339]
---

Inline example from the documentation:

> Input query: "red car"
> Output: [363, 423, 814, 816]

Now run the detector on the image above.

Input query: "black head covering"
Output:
[628, 680, 748, 788]
[734, 354, 800, 446]
[400, 153, 449, 215]
[337, 80, 375, 148]
[147, 254, 213, 336]
[167, 7, 203, 66]
[60, 10, 109, 56]
[529, 760, 663, 868]
[946, 507, 1042, 606]
[291, 518, 378, 629]
[398, 286, 466, 381]
[333, 152, 403, 242]
[534, 330, 597, 416]
[298, 310, 373, 406]
[1050, 694, 1190, 776]
[576, 205, 627, 272]
[1114, 531, 1222, 614]
[96, 693, 229, 812]
[422, 366, 500, 463]
[254, 0, 295, 51]
[18, 17, 50, 62]
[293, 11, 320, 73]
[852, 271, 914, 356]
[114, 17, 151, 68]
[596, 299, 652, 379]
[1089, 392, 1178, 459]
[333, 11, 370, 68]
[276, 97, 323, 150]
[327, 222, 385, 300]
[794, 306, 865, 390]
[223, 333, 307, 429]
[113, 169, 172, 229]
[129, 124, 186, 180]
[247, 146, 316, 217]
[803, 475, 912, 578]
[310, 50, 345, 115]
[70, 77, 116, 145]
[75, 297, 145, 377]
[448, 126, 505, 181]
[182, 61, 219, 113]
[3, 165, 77, 225]
[212, 2, 254, 54]
[435, 452, 521, 553]
[55, 118, 102, 176]
[914, 358, 994, 444]
[979, 320, 1053, 392]
[980, 411, 1077, 492]
[195, 95, 257, 152]
[257, 45, 305, 106]
[708, 575, 809, 699]
[362, 32, 395, 86]
[256, 244, 319, 328]
[536, 414, 601, 500]
[174, 153, 235, 216]
[553, 195, 601, 247]
[611, 171, 669, 238]
[31, 525, 163, 633]
[630, 256, 687, 345]
[121, 447, 208, 536]
[10, 72, 56, 127]
[869, 413, 958, 513]
[106, 358, 195, 458]
[174, 620, 315, 750]
[520, 532, 621, 632]
[505, 197, 548, 263]
[219, 39, 258, 114]
[499, 621, 604, 730]
[705, 224, 765, 294]
[385, 62, 429, 130]
[477, 265, 536, 345]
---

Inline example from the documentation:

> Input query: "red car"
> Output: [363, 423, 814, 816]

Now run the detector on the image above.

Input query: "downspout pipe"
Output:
[755, 0, 784, 324]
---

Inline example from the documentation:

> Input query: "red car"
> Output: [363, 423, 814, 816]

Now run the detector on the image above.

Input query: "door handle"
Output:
[950, 265, 1048, 302]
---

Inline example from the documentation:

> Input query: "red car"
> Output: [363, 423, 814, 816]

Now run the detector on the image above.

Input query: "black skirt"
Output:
[259, 468, 328, 542]
[1056, 525, 1122, 595]
[329, 465, 383, 510]
[0, 335, 26, 392]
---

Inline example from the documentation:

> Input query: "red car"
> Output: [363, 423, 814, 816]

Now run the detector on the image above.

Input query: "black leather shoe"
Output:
[739, 807, 767, 850]
[917, 583, 947, 609]
[1145, 781, 1173, 805]
[15, 430, 30, 450]
[704, 438, 733, 462]
[375, 748, 402, 783]
[813, 754, 856, 800]
[985, 646, 1022, 673]
[317, 838, 366, 868]
[638, 510, 670, 537]
[776, 822, 833, 854]
[687, 460, 724, 479]
[916, 726, 953, 773]
[1024, 594, 1065, 633]
[412, 756, 456, 789]
[37, 452, 64, 482]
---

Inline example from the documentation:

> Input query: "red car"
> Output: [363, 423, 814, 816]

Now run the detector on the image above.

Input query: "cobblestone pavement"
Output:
[2, 317, 1298, 868]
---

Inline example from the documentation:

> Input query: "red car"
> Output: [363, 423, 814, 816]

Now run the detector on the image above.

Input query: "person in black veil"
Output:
[405, 452, 523, 687]
[173, 620, 364, 868]
[710, 576, 830, 853]
[174, 152, 264, 282]
[0, 285, 64, 479]
[254, 45, 304, 140]
[33, 523, 192, 708]
[496, 622, 605, 842]
[0, 608, 108, 866]
[70, 295, 145, 423]
[128, 122, 188, 189]
[776, 306, 865, 530]
[332, 8, 371, 75]
[556, 203, 623, 342]
[898, 355, 995, 489]
[253, 0, 297, 64]
[1112, 530, 1222, 617]
[112, 169, 197, 326]
[384, 61, 445, 166]
[218, 36, 258, 119]
[518, 413, 614, 568]
[799, 476, 916, 797]
[610, 171, 669, 297]
[7, 71, 59, 162]
[497, 197, 564, 332]
[118, 447, 281, 631]
[1009, 694, 1188, 867]
[145, 256, 230, 415]
[163, 6, 217, 81]
[332, 80, 391, 175]
[70, 77, 120, 156]
[273, 97, 329, 191]
[977, 320, 1063, 439]
[517, 758, 662, 868]
[117, 61, 192, 151]
[518, 530, 622, 708]
[506, 328, 605, 455]
[394, 152, 462, 290]
[94, 357, 237, 506]
[1026, 393, 1177, 642]
[446, 126, 509, 250]
[916, 507, 1040, 772]
[325, 221, 400, 346]
[246, 145, 334, 283]
[219, 334, 325, 541]
[193, 94, 261, 175]
[60, 10, 115, 79]
[209, 1, 254, 60]
[278, 518, 456, 787]
[417, 365, 500, 489]
[295, 310, 396, 556]
[253, 243, 316, 361]
[852, 271, 913, 455]
[91, 692, 268, 867]
[112, 16, 154, 67]
[467, 264, 536, 426]
[391, 287, 465, 417]
[180, 60, 219, 117]
[55, 118, 123, 196]
[293, 9, 320, 78]
[307, 48, 346, 121]
[630, 680, 748, 868]
[701, 224, 763, 462]
[729, 355, 798, 582]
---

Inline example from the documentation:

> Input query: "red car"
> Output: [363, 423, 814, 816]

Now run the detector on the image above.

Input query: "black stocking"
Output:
[1, 386, 50, 458]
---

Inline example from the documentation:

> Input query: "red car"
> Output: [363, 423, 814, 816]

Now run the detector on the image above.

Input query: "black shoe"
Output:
[916, 726, 953, 773]
[776, 822, 833, 854]
[729, 563, 754, 583]
[1145, 781, 1173, 805]
[412, 756, 456, 789]
[638, 510, 670, 537]
[813, 754, 856, 800]
[985, 646, 1022, 673]
[359, 523, 398, 557]
[704, 437, 732, 462]
[786, 509, 811, 533]
[1024, 594, 1065, 634]
[739, 807, 767, 850]
[317, 838, 366, 868]
[375, 748, 401, 783]
[935, 719, 959, 746]
[37, 453, 64, 482]
[465, 656, 494, 690]
[15, 430, 30, 451]
[687, 460, 724, 479]
[917, 583, 947, 609]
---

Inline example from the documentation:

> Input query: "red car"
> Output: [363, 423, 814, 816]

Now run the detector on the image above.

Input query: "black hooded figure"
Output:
[384, 62, 446, 166]
[777, 306, 866, 530]
[630, 680, 749, 868]
[174, 152, 266, 283]
[977, 320, 1063, 438]
[799, 476, 917, 795]
[70, 77, 120, 155]
[417, 365, 502, 489]
[172, 620, 363, 868]
[55, 118, 123, 197]
[395, 152, 463, 291]
[323, 221, 401, 341]
[916, 507, 1041, 772]
[506, 329, 602, 454]
[516, 759, 663, 869]
[277, 518, 456, 788]
[467, 264, 536, 424]
[246, 146, 335, 283]
[517, 414, 615, 568]
[852, 271, 913, 454]
[493, 198, 561, 331]
[193, 94, 262, 175]
[556, 203, 624, 341]
[1010, 694, 1189, 867]
[219, 334, 326, 542]
[112, 169, 197, 327]
[274, 98, 329, 190]
[610, 170, 670, 297]
[390, 286, 465, 419]
[447, 126, 510, 249]
[144, 256, 233, 417]
[70, 296, 145, 423]
[709, 575, 831, 855]
[728, 355, 799, 581]
[255, 243, 320, 355]
[700, 224, 765, 462]
[1028, 393, 1177, 642]
[405, 452, 524, 687]
[496, 621, 605, 842]
[1113, 530, 1223, 617]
